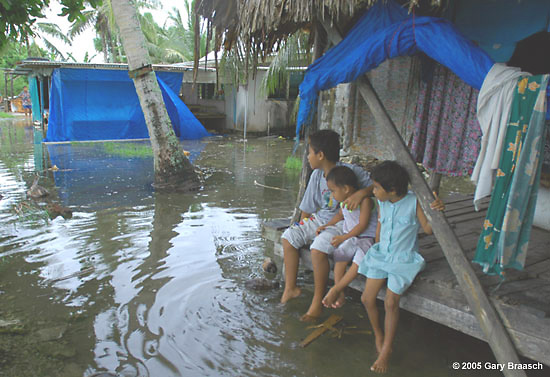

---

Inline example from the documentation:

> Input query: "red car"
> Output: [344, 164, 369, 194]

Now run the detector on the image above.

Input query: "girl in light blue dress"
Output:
[358, 161, 444, 373]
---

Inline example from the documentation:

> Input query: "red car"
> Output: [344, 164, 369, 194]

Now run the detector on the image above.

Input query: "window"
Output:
[198, 83, 216, 99]
[267, 71, 304, 100]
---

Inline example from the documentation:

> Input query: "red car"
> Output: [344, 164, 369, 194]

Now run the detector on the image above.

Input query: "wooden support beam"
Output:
[319, 19, 526, 377]
[290, 20, 326, 225]
[429, 172, 443, 194]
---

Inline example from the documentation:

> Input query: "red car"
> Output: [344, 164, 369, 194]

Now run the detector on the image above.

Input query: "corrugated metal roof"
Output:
[14, 60, 192, 76]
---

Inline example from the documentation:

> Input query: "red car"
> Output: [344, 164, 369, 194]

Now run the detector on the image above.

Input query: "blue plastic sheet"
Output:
[46, 68, 209, 142]
[452, 0, 550, 63]
[296, 0, 494, 138]
[28, 77, 41, 122]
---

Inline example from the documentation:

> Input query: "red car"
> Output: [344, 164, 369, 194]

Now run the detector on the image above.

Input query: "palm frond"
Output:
[36, 22, 72, 45]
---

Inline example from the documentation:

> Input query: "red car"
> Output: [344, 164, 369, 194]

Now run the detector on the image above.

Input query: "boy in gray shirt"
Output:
[281, 130, 373, 321]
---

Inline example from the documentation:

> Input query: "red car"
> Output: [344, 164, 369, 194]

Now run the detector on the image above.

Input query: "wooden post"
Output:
[290, 20, 326, 225]
[429, 172, 443, 194]
[320, 19, 526, 377]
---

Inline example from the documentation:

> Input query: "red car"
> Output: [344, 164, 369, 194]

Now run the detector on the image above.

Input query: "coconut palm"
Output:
[261, 32, 311, 97]
[32, 22, 72, 60]
[111, 0, 200, 190]
[69, 0, 161, 63]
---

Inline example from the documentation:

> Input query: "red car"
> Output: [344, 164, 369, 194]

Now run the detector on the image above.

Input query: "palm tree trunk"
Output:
[111, 0, 199, 191]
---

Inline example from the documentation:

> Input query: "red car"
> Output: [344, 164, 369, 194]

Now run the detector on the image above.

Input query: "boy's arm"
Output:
[299, 170, 321, 216]
[343, 185, 373, 211]
[299, 211, 312, 221]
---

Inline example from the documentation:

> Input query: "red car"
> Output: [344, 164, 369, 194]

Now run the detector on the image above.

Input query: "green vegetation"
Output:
[103, 142, 153, 158]
[0, 112, 15, 118]
[0, 0, 94, 49]
[284, 155, 302, 170]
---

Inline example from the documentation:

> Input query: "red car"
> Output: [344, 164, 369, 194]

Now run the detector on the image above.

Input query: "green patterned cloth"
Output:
[474, 74, 549, 276]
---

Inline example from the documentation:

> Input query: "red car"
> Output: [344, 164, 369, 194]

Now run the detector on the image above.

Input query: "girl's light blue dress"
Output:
[358, 192, 425, 295]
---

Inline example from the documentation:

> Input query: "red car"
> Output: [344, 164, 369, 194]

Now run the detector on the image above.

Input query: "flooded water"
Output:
[0, 117, 546, 377]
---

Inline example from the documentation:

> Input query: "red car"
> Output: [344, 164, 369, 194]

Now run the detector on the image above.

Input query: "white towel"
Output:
[471, 63, 529, 210]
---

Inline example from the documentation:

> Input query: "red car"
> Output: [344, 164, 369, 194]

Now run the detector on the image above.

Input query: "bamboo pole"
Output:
[320, 19, 526, 377]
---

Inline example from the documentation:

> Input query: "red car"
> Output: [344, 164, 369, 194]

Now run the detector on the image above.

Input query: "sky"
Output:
[37, 0, 187, 63]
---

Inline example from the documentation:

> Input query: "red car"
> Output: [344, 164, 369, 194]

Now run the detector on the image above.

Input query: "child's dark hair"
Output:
[308, 130, 340, 162]
[371, 161, 410, 196]
[326, 166, 359, 189]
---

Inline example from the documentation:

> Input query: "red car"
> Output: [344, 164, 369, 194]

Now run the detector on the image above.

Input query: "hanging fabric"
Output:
[409, 62, 481, 176]
[471, 64, 527, 209]
[473, 74, 549, 276]
[295, 0, 494, 140]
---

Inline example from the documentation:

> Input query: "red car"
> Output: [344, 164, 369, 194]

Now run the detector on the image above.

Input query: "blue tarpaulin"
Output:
[46, 68, 209, 142]
[451, 0, 550, 63]
[296, 0, 494, 138]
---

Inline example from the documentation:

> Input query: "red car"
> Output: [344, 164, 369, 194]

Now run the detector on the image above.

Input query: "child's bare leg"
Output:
[361, 278, 386, 354]
[323, 261, 347, 308]
[371, 289, 401, 374]
[301, 248, 329, 321]
[281, 238, 301, 303]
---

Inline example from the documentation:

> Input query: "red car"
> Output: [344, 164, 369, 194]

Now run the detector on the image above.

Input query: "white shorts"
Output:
[333, 237, 374, 266]
[281, 215, 344, 255]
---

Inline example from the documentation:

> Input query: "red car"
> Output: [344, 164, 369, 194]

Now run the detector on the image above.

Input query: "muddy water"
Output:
[0, 118, 546, 377]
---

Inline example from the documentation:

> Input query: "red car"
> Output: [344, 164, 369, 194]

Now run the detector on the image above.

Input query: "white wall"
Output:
[224, 71, 295, 134]
[534, 187, 550, 230]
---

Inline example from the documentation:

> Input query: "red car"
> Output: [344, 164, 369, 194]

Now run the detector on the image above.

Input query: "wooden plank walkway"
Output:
[261, 195, 550, 366]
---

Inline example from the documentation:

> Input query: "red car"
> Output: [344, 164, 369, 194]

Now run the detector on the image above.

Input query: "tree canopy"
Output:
[0, 0, 99, 49]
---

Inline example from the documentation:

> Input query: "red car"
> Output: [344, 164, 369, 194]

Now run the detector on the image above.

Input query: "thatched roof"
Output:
[197, 0, 369, 53]
[196, 0, 442, 54]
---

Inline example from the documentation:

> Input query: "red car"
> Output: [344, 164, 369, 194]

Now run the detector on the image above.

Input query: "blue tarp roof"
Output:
[45, 68, 209, 142]
[296, 0, 494, 138]
[451, 0, 550, 63]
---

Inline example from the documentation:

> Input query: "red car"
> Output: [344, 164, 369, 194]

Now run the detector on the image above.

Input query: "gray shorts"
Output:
[334, 237, 374, 266]
[281, 215, 344, 255]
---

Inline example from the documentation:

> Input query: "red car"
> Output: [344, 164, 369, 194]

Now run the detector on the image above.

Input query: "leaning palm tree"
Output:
[111, 0, 200, 190]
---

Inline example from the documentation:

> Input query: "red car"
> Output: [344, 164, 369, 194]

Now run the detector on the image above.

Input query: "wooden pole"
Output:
[429, 172, 443, 194]
[320, 19, 526, 377]
[290, 20, 326, 225]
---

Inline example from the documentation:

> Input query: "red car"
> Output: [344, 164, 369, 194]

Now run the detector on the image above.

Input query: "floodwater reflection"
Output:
[1, 119, 546, 377]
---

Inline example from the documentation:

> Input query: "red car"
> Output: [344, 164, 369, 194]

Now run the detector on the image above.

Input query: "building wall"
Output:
[223, 70, 296, 135]
[318, 56, 416, 160]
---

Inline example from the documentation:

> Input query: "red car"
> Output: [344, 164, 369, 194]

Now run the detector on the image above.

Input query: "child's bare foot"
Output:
[370, 346, 392, 373]
[299, 313, 319, 322]
[332, 291, 346, 308]
[280, 286, 301, 304]
[322, 287, 339, 308]
[300, 304, 322, 322]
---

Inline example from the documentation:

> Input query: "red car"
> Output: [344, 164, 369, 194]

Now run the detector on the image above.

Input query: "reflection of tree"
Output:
[92, 191, 194, 375]
[0, 121, 34, 177]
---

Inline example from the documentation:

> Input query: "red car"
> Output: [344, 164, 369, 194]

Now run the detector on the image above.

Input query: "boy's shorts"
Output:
[281, 215, 344, 255]
[334, 237, 374, 266]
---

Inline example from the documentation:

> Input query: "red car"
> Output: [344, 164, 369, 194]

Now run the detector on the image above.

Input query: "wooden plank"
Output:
[300, 314, 343, 347]
[526, 259, 550, 279]
[319, 19, 526, 377]
[267, 230, 550, 365]
[261, 218, 291, 242]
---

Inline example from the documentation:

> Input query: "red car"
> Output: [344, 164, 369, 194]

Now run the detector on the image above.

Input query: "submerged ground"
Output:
[0, 118, 546, 377]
